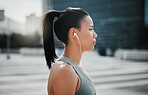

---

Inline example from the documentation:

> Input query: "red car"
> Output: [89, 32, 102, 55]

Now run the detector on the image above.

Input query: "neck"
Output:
[62, 44, 83, 65]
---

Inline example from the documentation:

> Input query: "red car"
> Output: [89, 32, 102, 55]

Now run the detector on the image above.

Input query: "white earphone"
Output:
[73, 32, 81, 51]
[73, 32, 77, 37]
[73, 32, 83, 62]
[73, 32, 87, 71]
[73, 33, 89, 75]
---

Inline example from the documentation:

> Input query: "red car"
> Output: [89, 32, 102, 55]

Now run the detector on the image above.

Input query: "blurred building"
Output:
[0, 10, 4, 21]
[42, 0, 53, 13]
[43, 0, 147, 54]
[0, 16, 25, 35]
[145, 0, 148, 26]
[26, 14, 40, 35]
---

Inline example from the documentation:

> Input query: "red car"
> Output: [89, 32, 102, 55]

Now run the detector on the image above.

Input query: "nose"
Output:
[93, 31, 97, 39]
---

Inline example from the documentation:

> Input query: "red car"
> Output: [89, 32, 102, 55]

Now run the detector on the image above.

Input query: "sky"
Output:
[0, 0, 42, 23]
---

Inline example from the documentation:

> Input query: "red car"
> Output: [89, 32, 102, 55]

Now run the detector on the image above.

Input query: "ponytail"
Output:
[42, 10, 60, 69]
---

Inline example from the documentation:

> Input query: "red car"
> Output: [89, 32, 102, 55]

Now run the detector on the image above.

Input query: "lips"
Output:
[93, 41, 96, 45]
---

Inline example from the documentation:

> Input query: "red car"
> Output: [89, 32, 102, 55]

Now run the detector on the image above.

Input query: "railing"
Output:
[0, 48, 64, 56]
[115, 49, 148, 61]
[20, 48, 44, 55]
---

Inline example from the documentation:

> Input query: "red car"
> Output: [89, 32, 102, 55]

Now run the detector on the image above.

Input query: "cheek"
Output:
[81, 32, 93, 48]
[84, 32, 93, 41]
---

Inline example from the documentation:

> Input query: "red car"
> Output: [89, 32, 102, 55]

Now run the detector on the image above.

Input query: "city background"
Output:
[0, 0, 148, 95]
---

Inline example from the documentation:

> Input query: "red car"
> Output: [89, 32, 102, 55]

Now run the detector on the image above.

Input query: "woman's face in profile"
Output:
[78, 15, 97, 51]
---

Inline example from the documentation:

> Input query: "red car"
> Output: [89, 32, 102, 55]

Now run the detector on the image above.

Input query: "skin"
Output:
[47, 15, 97, 95]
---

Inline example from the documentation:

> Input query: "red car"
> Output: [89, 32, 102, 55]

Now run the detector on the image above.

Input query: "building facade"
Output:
[42, 0, 53, 13]
[0, 16, 25, 35]
[43, 0, 146, 54]
[26, 14, 40, 35]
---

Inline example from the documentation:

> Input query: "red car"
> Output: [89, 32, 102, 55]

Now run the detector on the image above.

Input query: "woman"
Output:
[42, 7, 97, 95]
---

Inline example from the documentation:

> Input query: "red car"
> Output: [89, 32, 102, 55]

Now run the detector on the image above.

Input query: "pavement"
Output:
[99, 85, 148, 95]
[0, 51, 148, 95]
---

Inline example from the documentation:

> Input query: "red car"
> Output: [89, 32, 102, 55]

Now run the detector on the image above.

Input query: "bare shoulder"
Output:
[49, 60, 78, 94]
[50, 60, 77, 82]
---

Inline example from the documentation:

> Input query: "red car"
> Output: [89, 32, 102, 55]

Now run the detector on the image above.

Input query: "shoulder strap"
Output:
[59, 56, 96, 95]
[59, 56, 82, 73]
[59, 56, 92, 81]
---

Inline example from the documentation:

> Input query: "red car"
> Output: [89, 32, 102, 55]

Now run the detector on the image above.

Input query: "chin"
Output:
[85, 46, 94, 51]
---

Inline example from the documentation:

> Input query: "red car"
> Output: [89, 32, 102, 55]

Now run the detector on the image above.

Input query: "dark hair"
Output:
[42, 7, 89, 69]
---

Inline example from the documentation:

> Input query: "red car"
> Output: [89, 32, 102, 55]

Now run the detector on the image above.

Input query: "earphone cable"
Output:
[76, 35, 91, 78]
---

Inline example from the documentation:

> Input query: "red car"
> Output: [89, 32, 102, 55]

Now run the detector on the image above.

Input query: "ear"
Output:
[69, 28, 77, 39]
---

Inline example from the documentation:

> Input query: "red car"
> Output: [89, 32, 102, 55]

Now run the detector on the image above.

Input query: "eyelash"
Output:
[89, 28, 93, 31]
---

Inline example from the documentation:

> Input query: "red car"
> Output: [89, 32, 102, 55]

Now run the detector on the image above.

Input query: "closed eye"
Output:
[89, 28, 93, 31]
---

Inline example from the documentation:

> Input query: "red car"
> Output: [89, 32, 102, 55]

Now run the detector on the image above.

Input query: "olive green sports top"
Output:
[59, 56, 96, 95]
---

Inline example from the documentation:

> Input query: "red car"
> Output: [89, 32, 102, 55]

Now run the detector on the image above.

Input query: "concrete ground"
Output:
[99, 85, 148, 95]
[0, 51, 148, 95]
